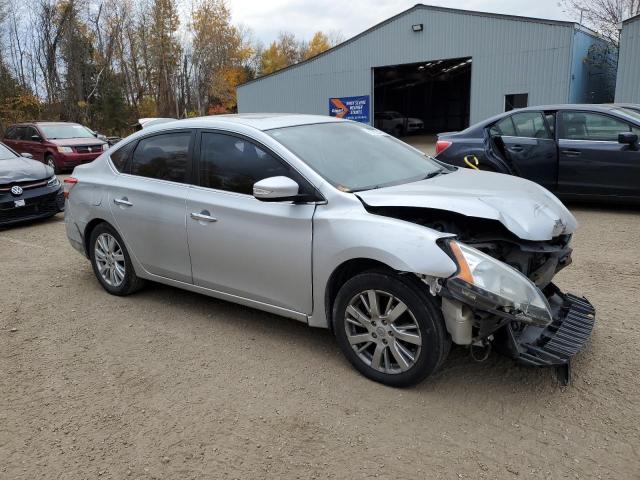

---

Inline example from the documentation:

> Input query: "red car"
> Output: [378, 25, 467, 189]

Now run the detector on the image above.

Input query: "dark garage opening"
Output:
[373, 57, 472, 137]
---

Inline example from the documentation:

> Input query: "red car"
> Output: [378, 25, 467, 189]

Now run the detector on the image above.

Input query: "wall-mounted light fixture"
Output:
[412, 24, 423, 32]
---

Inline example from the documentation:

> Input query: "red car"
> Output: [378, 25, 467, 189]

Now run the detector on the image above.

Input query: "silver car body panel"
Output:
[65, 114, 576, 330]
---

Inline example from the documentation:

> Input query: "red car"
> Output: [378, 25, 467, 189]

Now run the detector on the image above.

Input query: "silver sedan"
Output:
[65, 114, 594, 387]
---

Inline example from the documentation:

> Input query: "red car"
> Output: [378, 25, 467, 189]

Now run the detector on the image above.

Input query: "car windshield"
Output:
[0, 143, 18, 160]
[39, 124, 95, 140]
[615, 107, 640, 122]
[267, 122, 443, 192]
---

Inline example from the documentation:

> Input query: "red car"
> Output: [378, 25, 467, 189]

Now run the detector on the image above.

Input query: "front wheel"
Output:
[45, 155, 60, 174]
[333, 270, 450, 387]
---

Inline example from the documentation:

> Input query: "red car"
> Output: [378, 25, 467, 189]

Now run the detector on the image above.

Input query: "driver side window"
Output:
[198, 132, 312, 196]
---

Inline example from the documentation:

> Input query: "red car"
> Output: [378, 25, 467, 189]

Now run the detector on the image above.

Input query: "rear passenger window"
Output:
[4, 126, 17, 139]
[511, 112, 551, 139]
[110, 141, 136, 172]
[490, 116, 517, 136]
[130, 132, 191, 183]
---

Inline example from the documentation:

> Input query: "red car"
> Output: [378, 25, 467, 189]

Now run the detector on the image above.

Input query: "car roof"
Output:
[10, 121, 82, 127]
[141, 114, 345, 132]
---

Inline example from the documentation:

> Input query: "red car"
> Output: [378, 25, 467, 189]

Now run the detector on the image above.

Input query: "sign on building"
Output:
[329, 96, 370, 123]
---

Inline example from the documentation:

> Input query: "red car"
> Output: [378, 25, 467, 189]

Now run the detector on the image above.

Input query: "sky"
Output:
[226, 0, 572, 45]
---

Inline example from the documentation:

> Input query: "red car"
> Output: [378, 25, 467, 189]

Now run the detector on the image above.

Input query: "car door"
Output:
[186, 131, 316, 314]
[557, 111, 640, 198]
[108, 130, 194, 283]
[5, 126, 26, 154]
[489, 111, 557, 190]
[25, 126, 47, 161]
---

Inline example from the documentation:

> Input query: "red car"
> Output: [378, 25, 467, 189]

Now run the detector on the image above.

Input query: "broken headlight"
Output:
[445, 240, 552, 326]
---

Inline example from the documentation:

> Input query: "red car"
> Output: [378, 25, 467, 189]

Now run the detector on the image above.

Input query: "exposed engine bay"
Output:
[366, 206, 573, 288]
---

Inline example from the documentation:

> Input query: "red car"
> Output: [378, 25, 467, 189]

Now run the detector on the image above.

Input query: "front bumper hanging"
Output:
[507, 285, 596, 368]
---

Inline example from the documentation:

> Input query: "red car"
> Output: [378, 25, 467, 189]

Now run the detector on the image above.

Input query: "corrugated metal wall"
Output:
[238, 6, 577, 124]
[615, 16, 640, 103]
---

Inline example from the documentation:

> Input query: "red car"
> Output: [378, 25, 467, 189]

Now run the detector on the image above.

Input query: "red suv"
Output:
[3, 122, 107, 173]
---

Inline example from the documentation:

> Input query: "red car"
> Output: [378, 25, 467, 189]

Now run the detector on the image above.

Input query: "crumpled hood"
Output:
[356, 169, 578, 241]
[0, 157, 53, 184]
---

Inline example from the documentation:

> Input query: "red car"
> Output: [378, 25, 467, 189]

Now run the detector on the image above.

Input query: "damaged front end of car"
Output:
[365, 204, 595, 383]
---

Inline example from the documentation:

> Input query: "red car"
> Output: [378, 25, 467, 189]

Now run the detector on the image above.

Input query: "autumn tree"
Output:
[301, 31, 331, 60]
[191, 0, 252, 113]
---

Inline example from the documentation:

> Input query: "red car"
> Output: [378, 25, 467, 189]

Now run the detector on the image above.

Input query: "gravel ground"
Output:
[1, 204, 639, 479]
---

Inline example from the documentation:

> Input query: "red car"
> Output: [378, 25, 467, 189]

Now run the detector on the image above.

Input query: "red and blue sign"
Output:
[329, 95, 370, 123]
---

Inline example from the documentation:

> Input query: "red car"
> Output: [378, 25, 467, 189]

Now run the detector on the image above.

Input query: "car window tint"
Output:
[15, 126, 26, 140]
[560, 112, 632, 141]
[26, 127, 40, 141]
[490, 116, 517, 136]
[130, 132, 191, 183]
[110, 141, 136, 173]
[5, 126, 17, 139]
[199, 133, 308, 195]
[511, 112, 551, 139]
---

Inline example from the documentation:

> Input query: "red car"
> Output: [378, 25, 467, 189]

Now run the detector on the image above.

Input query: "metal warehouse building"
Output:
[615, 14, 640, 103]
[238, 4, 615, 133]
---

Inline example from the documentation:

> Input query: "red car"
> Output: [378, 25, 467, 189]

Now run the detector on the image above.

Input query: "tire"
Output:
[45, 154, 60, 174]
[89, 222, 145, 296]
[333, 269, 450, 387]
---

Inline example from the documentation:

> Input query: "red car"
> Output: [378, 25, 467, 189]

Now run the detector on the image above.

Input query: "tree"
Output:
[301, 31, 331, 60]
[148, 0, 181, 117]
[190, 0, 253, 114]
[563, 0, 640, 45]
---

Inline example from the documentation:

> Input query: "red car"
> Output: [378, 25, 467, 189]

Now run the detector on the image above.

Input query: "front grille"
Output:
[74, 145, 102, 154]
[0, 178, 48, 193]
[0, 190, 63, 223]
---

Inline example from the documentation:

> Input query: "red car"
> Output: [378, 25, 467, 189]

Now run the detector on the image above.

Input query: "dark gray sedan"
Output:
[0, 143, 64, 226]
[435, 104, 640, 203]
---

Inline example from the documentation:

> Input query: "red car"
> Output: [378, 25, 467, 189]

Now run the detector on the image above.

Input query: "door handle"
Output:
[509, 145, 524, 152]
[190, 210, 217, 223]
[561, 149, 581, 157]
[113, 197, 133, 207]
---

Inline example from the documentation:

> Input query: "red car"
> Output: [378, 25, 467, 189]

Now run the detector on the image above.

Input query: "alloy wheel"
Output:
[47, 158, 56, 170]
[94, 233, 126, 287]
[344, 289, 422, 374]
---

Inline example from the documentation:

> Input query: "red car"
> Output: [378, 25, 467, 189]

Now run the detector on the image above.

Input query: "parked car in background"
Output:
[0, 142, 63, 227]
[374, 111, 424, 136]
[3, 122, 108, 174]
[65, 114, 594, 387]
[435, 104, 640, 203]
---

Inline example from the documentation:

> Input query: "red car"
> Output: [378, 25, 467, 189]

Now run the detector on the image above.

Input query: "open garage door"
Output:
[373, 57, 472, 141]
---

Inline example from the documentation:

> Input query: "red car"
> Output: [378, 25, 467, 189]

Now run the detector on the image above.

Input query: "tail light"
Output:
[63, 177, 78, 199]
[435, 140, 452, 155]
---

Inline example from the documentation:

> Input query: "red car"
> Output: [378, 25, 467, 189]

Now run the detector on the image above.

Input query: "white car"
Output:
[64, 114, 594, 387]
[375, 111, 424, 136]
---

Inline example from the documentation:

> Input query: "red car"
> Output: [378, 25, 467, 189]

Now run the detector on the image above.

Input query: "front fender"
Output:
[309, 204, 457, 328]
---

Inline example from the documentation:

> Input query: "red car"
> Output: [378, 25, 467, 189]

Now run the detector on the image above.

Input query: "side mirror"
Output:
[253, 176, 299, 202]
[618, 132, 638, 146]
[31, 135, 42, 142]
[21, 152, 33, 159]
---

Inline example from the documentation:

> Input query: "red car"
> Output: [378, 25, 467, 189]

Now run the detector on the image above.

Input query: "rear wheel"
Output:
[333, 270, 450, 387]
[89, 223, 145, 296]
[45, 154, 60, 174]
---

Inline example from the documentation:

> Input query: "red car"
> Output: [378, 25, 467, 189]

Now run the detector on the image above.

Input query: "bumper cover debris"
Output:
[507, 286, 595, 367]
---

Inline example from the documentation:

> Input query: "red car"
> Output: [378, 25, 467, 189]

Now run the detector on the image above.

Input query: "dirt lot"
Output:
[1, 203, 639, 479]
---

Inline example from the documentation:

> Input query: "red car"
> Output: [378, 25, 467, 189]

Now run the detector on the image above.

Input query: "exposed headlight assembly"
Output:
[47, 175, 61, 188]
[445, 240, 552, 326]
[102, 143, 109, 151]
